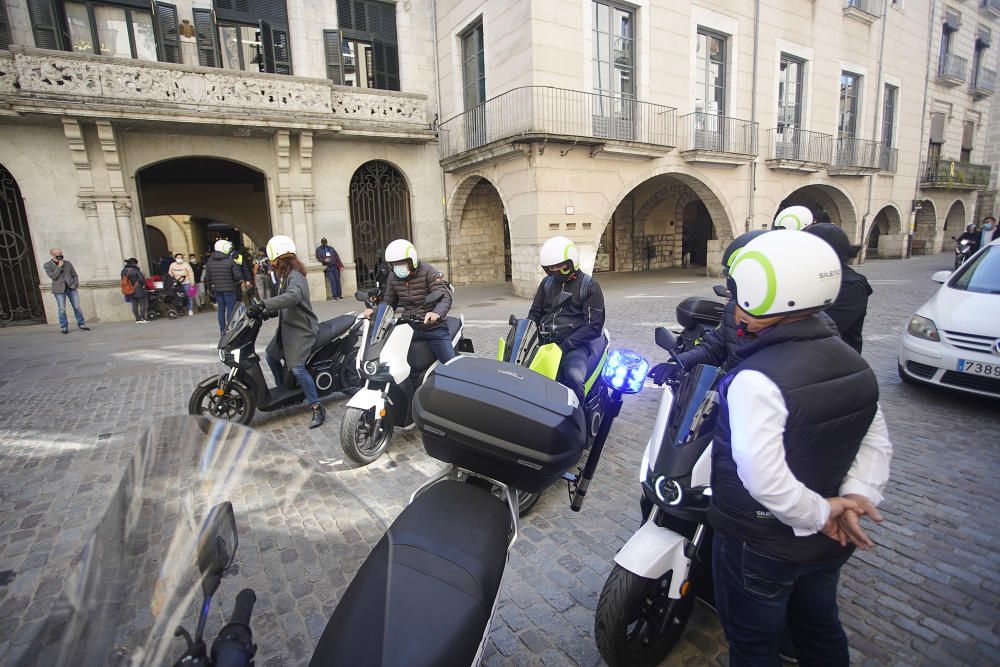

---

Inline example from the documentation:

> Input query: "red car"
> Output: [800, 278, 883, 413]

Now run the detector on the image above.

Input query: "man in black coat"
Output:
[204, 239, 245, 332]
[804, 223, 872, 354]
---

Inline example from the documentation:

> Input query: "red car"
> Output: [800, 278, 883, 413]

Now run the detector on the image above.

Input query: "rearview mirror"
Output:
[931, 270, 951, 284]
[509, 314, 517, 326]
[197, 501, 238, 597]
[654, 327, 677, 352]
[713, 284, 731, 298]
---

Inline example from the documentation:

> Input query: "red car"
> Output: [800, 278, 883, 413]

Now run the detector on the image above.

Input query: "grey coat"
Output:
[43, 259, 80, 293]
[264, 270, 318, 369]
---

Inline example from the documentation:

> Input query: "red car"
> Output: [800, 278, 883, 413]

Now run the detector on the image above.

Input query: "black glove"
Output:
[648, 362, 681, 385]
[248, 302, 267, 320]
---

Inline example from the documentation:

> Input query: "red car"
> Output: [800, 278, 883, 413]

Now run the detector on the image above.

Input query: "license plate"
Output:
[957, 359, 1000, 377]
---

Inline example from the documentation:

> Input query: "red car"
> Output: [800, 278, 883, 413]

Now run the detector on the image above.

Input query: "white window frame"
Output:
[689, 6, 739, 117]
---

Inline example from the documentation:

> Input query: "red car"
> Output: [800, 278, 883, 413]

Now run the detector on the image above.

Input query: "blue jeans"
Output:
[712, 533, 850, 667]
[413, 325, 456, 363]
[266, 353, 319, 406]
[326, 269, 341, 298]
[53, 289, 86, 330]
[215, 291, 238, 332]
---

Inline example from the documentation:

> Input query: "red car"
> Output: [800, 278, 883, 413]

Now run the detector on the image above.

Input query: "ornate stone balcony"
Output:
[0, 47, 434, 141]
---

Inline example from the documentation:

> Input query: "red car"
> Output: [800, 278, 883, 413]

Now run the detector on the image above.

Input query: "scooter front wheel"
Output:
[188, 380, 256, 425]
[340, 406, 393, 465]
[595, 564, 697, 667]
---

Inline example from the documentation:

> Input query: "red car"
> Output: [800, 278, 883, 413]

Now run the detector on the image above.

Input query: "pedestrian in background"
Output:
[121, 258, 148, 323]
[254, 247, 274, 299]
[316, 237, 344, 300]
[205, 239, 244, 332]
[43, 248, 90, 335]
[804, 223, 872, 354]
[189, 253, 205, 311]
[168, 252, 196, 316]
[981, 216, 997, 247]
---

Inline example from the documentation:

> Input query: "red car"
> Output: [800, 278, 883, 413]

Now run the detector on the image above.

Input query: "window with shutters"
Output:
[461, 21, 485, 110]
[204, 0, 291, 74]
[327, 0, 399, 90]
[960, 120, 975, 161]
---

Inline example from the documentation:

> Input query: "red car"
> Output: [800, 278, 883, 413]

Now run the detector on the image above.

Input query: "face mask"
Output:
[393, 265, 411, 279]
[985, 223, 995, 230]
[55, 255, 64, 261]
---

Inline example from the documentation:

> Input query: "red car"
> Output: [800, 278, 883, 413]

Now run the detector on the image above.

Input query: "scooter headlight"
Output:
[654, 476, 683, 506]
[363, 360, 380, 377]
[602, 349, 649, 394]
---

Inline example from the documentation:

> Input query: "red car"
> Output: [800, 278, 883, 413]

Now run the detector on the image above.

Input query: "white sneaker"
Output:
[188, 310, 194, 316]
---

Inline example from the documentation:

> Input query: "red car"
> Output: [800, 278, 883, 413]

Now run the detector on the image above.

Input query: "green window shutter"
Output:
[154, 2, 181, 63]
[371, 1, 398, 90]
[26, 0, 65, 50]
[192, 8, 219, 67]
[324, 29, 344, 84]
[259, 21, 291, 74]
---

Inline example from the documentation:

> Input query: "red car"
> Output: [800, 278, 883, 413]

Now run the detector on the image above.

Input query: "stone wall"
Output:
[450, 180, 506, 284]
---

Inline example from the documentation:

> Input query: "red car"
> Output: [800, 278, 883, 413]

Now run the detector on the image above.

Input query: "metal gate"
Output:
[349, 161, 412, 289]
[0, 165, 45, 325]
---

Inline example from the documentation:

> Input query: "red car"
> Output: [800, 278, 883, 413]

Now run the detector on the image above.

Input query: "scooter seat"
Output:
[446, 316, 462, 339]
[310, 479, 510, 667]
[312, 315, 355, 352]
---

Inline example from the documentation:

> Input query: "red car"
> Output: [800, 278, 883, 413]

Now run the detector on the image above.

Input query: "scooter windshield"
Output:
[219, 303, 250, 349]
[13, 416, 370, 667]
[369, 302, 394, 345]
[666, 364, 723, 448]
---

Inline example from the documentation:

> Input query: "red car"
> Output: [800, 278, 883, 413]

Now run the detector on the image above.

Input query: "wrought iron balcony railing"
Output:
[437, 86, 678, 161]
[679, 112, 758, 157]
[920, 159, 991, 189]
[878, 144, 898, 173]
[938, 52, 969, 83]
[845, 0, 881, 18]
[833, 137, 882, 170]
[767, 127, 833, 164]
[972, 67, 997, 98]
[983, 0, 1000, 18]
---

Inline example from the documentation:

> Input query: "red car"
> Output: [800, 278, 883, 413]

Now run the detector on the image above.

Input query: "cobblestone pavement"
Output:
[0, 253, 998, 666]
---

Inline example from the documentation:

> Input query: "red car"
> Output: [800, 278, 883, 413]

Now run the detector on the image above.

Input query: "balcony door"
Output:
[694, 29, 727, 150]
[462, 21, 486, 150]
[837, 71, 861, 164]
[592, 0, 635, 141]
[776, 54, 805, 159]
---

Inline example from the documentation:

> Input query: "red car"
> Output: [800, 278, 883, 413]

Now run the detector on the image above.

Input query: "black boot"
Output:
[309, 403, 325, 429]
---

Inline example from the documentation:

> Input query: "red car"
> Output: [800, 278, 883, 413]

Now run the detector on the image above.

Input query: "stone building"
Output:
[0, 0, 444, 325]
[436, 0, 998, 296]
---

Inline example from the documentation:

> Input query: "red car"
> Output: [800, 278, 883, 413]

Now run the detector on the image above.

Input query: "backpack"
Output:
[120, 274, 136, 296]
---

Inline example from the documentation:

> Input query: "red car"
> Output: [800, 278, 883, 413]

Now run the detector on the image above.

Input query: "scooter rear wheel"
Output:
[595, 564, 697, 667]
[515, 489, 542, 516]
[188, 381, 256, 425]
[341, 406, 393, 465]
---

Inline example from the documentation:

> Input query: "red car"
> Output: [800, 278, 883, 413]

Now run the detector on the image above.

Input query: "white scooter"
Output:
[339, 290, 473, 464]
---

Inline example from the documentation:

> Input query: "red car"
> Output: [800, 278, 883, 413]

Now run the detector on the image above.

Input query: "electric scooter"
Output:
[339, 289, 473, 465]
[189, 302, 363, 425]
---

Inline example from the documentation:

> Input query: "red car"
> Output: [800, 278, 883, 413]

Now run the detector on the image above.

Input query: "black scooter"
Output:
[189, 301, 363, 424]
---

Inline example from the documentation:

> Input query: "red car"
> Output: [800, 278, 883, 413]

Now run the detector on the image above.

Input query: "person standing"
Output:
[315, 237, 344, 300]
[710, 230, 892, 666]
[254, 248, 274, 299]
[189, 253, 205, 311]
[204, 239, 244, 332]
[980, 216, 997, 247]
[803, 223, 872, 354]
[43, 248, 90, 335]
[158, 254, 173, 277]
[168, 252, 196, 316]
[121, 258, 148, 323]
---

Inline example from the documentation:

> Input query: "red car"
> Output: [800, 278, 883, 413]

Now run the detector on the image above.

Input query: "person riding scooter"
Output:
[527, 236, 606, 403]
[363, 239, 456, 363]
[249, 235, 325, 429]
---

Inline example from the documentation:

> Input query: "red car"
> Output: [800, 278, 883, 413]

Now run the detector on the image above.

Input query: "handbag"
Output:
[186, 284, 198, 297]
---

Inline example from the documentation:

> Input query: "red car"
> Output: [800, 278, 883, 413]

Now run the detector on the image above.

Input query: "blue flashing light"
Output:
[602, 349, 649, 394]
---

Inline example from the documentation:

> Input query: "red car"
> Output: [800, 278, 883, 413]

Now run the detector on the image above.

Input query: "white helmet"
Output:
[773, 205, 814, 231]
[539, 236, 580, 271]
[266, 235, 296, 262]
[214, 239, 233, 254]
[385, 239, 418, 269]
[728, 230, 841, 318]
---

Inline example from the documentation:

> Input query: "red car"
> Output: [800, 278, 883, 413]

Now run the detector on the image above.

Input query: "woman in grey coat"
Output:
[252, 235, 323, 428]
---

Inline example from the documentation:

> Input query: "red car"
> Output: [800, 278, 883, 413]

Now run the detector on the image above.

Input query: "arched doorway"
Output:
[448, 176, 510, 284]
[137, 157, 272, 274]
[349, 161, 412, 289]
[912, 200, 937, 255]
[0, 164, 45, 325]
[777, 184, 859, 244]
[598, 172, 732, 274]
[866, 205, 904, 259]
[943, 200, 967, 252]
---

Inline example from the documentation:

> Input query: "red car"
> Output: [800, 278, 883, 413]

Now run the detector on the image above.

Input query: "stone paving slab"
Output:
[0, 254, 998, 665]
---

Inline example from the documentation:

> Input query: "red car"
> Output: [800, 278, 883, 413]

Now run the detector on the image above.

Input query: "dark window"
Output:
[838, 71, 861, 138]
[208, 0, 291, 74]
[881, 84, 897, 147]
[154, 2, 180, 63]
[330, 0, 399, 90]
[26, 0, 66, 50]
[461, 21, 485, 110]
[778, 54, 805, 130]
[0, 1, 12, 49]
[961, 120, 975, 161]
[972, 29, 990, 87]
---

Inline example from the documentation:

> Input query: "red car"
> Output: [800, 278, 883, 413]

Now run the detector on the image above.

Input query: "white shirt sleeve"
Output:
[727, 370, 830, 536]
[839, 405, 893, 505]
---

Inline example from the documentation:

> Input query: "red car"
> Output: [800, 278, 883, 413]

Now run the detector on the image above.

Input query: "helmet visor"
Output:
[543, 260, 573, 276]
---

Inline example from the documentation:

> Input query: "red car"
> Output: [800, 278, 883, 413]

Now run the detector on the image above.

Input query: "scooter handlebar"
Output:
[210, 588, 257, 667]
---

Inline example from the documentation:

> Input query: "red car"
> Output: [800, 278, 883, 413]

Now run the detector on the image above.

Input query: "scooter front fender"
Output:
[613, 521, 691, 599]
[346, 387, 385, 413]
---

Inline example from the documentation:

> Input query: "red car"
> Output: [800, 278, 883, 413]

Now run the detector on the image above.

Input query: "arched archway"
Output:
[448, 176, 510, 284]
[866, 205, 904, 259]
[137, 157, 272, 273]
[0, 163, 46, 325]
[912, 200, 937, 255]
[349, 160, 412, 289]
[942, 200, 967, 252]
[777, 183, 859, 243]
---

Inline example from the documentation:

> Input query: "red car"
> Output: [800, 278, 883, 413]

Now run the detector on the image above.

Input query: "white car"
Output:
[898, 238, 1000, 398]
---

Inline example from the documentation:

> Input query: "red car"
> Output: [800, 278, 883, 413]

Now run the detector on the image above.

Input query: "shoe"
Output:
[188, 310, 194, 316]
[79, 325, 90, 331]
[135, 320, 142, 324]
[61, 328, 68, 335]
[309, 403, 326, 429]
[779, 653, 799, 664]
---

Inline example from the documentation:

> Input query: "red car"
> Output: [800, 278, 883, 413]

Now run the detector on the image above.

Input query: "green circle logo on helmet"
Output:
[539, 236, 579, 277]
[266, 235, 296, 262]
[385, 239, 418, 278]
[773, 205, 814, 231]
[729, 230, 841, 318]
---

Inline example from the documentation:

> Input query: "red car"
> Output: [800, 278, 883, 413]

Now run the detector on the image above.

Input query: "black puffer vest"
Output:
[708, 316, 879, 563]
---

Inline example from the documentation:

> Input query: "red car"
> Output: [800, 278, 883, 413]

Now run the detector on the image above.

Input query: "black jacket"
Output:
[825, 266, 872, 354]
[528, 272, 605, 349]
[121, 265, 146, 298]
[708, 316, 879, 563]
[204, 251, 244, 295]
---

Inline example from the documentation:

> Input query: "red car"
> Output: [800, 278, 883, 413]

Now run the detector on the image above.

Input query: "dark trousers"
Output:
[712, 532, 850, 667]
[129, 295, 147, 321]
[326, 268, 341, 298]
[215, 291, 238, 332]
[412, 325, 456, 363]
[266, 353, 320, 405]
[557, 342, 599, 403]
